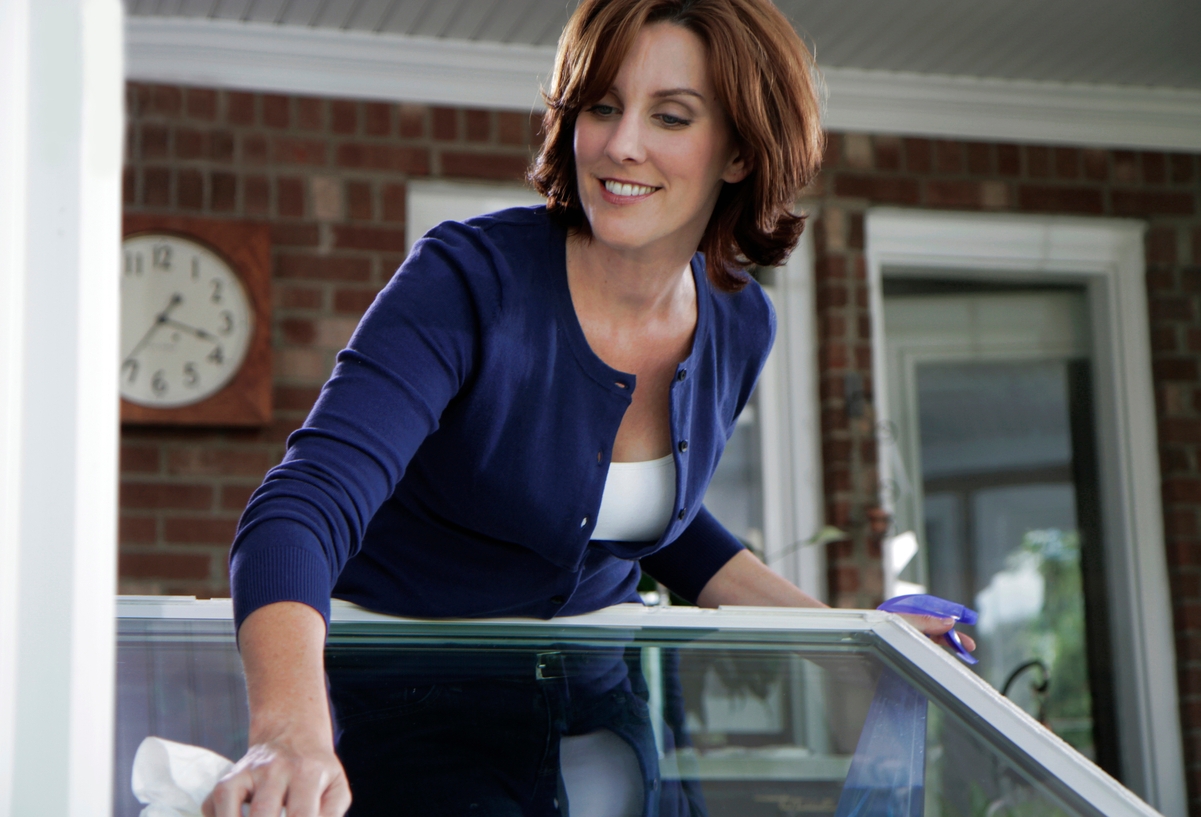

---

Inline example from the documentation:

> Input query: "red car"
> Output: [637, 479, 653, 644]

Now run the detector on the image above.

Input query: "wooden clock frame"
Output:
[121, 214, 273, 426]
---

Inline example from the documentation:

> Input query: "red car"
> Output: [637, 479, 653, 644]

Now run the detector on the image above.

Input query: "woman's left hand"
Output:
[900, 614, 977, 653]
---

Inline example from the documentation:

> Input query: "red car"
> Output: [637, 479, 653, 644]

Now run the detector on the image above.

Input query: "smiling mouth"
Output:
[602, 179, 658, 197]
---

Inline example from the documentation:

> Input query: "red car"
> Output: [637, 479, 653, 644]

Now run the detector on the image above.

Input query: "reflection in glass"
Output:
[917, 360, 1098, 759]
[115, 616, 1103, 816]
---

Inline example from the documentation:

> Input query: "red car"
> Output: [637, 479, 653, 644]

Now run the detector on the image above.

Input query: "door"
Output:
[881, 285, 1118, 775]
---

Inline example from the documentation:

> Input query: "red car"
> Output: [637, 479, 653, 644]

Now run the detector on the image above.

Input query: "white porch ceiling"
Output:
[124, 0, 1201, 151]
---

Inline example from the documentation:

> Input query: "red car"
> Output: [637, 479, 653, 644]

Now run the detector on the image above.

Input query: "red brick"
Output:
[270, 223, 320, 247]
[245, 175, 269, 215]
[281, 318, 317, 344]
[186, 88, 217, 120]
[163, 516, 240, 544]
[331, 100, 358, 134]
[275, 284, 323, 310]
[165, 448, 272, 477]
[848, 212, 864, 250]
[334, 287, 379, 314]
[1082, 149, 1108, 181]
[276, 254, 371, 282]
[144, 167, 170, 206]
[333, 225, 407, 252]
[965, 142, 991, 174]
[1113, 150, 1139, 183]
[1053, 148, 1080, 180]
[221, 484, 257, 512]
[142, 124, 169, 159]
[174, 128, 206, 160]
[263, 94, 290, 128]
[297, 97, 324, 131]
[1151, 327, 1179, 353]
[276, 177, 306, 218]
[1187, 328, 1201, 353]
[1017, 185, 1103, 214]
[347, 180, 373, 221]
[123, 168, 136, 205]
[833, 174, 920, 205]
[1160, 419, 1201, 444]
[121, 444, 159, 473]
[119, 515, 156, 544]
[272, 136, 327, 166]
[147, 84, 182, 115]
[498, 112, 525, 146]
[433, 107, 458, 140]
[211, 172, 236, 212]
[1142, 152, 1167, 184]
[120, 551, 212, 580]
[120, 482, 213, 510]
[933, 140, 963, 174]
[1027, 146, 1051, 178]
[997, 144, 1020, 176]
[1170, 154, 1195, 185]
[1194, 227, 1201, 265]
[382, 183, 406, 223]
[364, 102, 393, 136]
[1155, 357, 1200, 380]
[816, 282, 848, 309]
[274, 385, 323, 412]
[815, 255, 847, 282]
[335, 143, 430, 174]
[211, 130, 234, 162]
[1112, 190, 1195, 217]
[925, 180, 981, 208]
[242, 134, 268, 164]
[178, 169, 203, 210]
[226, 91, 256, 125]
[873, 136, 901, 171]
[465, 109, 491, 142]
[1148, 227, 1179, 265]
[399, 104, 426, 138]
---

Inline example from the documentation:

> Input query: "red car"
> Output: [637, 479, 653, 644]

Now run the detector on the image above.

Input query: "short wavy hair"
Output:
[530, 0, 825, 293]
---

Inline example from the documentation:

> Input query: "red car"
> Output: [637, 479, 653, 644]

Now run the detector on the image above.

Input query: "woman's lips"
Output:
[599, 178, 658, 204]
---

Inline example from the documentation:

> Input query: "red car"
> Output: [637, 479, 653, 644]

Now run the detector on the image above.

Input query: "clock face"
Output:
[121, 233, 254, 408]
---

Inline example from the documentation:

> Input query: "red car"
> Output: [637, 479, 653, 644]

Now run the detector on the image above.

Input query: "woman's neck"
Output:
[565, 232, 696, 323]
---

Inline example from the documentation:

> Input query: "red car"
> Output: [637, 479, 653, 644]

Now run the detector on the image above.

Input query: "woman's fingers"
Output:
[898, 613, 977, 655]
[201, 742, 349, 817]
[318, 776, 353, 817]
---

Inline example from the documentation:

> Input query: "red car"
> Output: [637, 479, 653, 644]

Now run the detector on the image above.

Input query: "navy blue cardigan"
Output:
[230, 207, 775, 629]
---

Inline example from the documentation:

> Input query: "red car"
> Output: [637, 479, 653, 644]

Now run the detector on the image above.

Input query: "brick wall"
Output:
[121, 82, 1201, 810]
[119, 83, 541, 596]
[804, 132, 1201, 807]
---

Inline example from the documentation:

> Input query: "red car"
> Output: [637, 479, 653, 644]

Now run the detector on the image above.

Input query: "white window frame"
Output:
[867, 207, 1185, 817]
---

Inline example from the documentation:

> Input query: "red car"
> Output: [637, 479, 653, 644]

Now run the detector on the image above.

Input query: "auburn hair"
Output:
[529, 0, 825, 292]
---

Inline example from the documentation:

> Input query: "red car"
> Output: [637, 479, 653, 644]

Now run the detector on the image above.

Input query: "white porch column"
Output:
[0, 1, 124, 815]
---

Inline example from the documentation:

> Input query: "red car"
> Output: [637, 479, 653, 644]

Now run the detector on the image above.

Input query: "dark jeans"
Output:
[327, 646, 700, 817]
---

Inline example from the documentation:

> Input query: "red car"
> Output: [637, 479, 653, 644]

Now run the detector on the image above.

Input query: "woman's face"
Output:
[573, 22, 748, 261]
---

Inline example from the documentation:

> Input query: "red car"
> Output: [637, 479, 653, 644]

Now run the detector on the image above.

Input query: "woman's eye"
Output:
[657, 114, 691, 127]
[589, 104, 618, 116]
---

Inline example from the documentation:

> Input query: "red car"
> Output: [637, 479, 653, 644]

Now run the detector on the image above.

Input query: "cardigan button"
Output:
[678, 440, 688, 453]
[676, 368, 687, 382]
[580, 516, 589, 528]
[551, 595, 566, 605]
[677, 508, 687, 520]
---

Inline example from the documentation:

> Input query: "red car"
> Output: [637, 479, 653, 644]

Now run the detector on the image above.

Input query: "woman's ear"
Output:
[721, 147, 752, 184]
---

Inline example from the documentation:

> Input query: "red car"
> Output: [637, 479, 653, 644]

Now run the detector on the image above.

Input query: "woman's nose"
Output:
[604, 112, 646, 165]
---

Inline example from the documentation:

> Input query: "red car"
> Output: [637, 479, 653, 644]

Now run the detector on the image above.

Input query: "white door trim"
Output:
[866, 208, 1185, 817]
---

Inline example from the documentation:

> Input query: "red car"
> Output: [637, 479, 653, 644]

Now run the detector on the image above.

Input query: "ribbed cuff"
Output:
[230, 530, 333, 634]
[639, 508, 745, 603]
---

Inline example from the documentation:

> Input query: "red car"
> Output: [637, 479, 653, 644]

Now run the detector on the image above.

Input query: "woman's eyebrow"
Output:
[651, 87, 705, 100]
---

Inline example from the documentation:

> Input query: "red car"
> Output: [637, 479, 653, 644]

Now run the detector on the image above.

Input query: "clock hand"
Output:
[123, 294, 185, 361]
[162, 317, 219, 343]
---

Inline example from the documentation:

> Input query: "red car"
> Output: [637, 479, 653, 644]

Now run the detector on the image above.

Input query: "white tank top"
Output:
[590, 453, 676, 542]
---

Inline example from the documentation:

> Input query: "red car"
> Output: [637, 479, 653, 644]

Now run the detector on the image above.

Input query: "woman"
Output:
[205, 2, 968, 815]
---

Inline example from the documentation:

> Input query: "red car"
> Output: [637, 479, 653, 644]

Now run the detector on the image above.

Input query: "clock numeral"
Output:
[122, 359, 138, 384]
[153, 244, 172, 270]
[219, 310, 234, 335]
[183, 362, 199, 387]
[124, 251, 143, 276]
[191, 257, 200, 280]
[208, 346, 224, 365]
[151, 370, 168, 396]
[210, 279, 223, 304]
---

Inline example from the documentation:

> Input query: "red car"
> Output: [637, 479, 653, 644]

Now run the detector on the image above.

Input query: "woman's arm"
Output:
[203, 602, 351, 817]
[695, 550, 976, 651]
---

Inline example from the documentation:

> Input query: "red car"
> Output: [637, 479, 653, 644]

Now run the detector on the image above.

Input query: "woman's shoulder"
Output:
[421, 204, 555, 259]
[700, 261, 776, 355]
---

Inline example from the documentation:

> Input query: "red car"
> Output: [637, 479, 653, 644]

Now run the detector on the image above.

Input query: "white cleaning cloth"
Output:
[131, 737, 284, 817]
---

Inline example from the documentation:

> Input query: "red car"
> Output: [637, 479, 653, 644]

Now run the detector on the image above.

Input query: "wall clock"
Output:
[121, 215, 272, 426]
